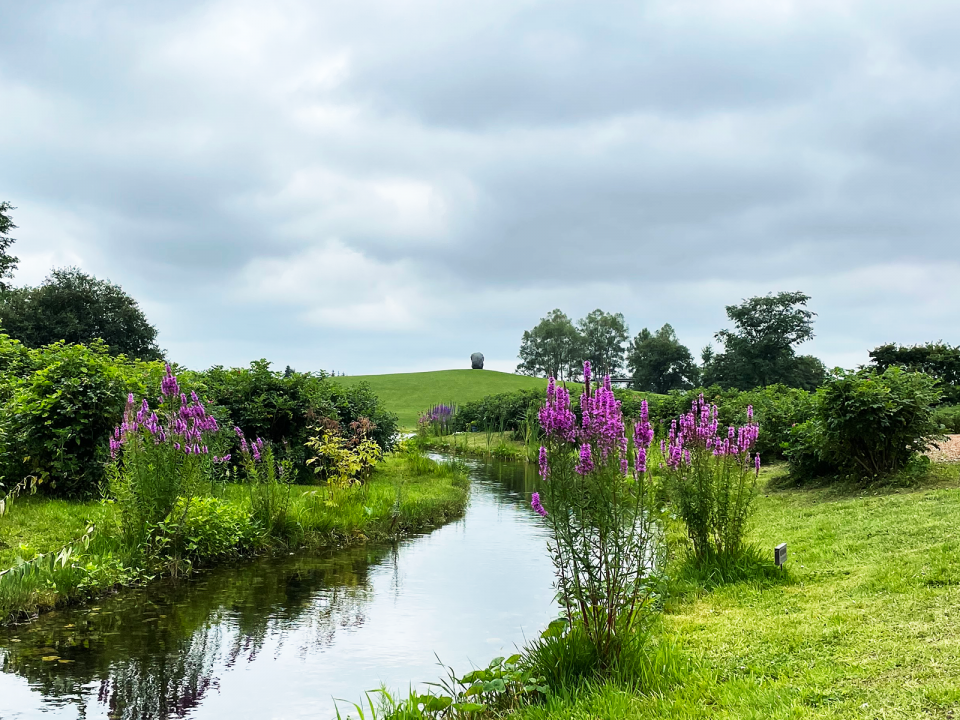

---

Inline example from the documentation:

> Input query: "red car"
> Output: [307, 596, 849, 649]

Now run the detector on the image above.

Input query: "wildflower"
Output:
[636, 447, 647, 474]
[575, 443, 594, 475]
[530, 492, 548, 517]
[755, 453, 761, 475]
[538, 446, 549, 480]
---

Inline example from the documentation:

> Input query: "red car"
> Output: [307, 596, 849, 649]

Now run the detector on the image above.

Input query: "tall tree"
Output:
[0, 201, 20, 291]
[869, 341, 960, 404]
[577, 309, 629, 379]
[0, 267, 163, 360]
[517, 309, 582, 382]
[626, 323, 699, 393]
[705, 291, 820, 390]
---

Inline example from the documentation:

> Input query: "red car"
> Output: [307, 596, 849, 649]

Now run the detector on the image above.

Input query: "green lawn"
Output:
[511, 465, 960, 719]
[333, 369, 581, 429]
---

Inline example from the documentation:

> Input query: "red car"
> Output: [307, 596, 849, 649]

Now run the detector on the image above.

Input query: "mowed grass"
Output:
[511, 465, 960, 719]
[333, 369, 582, 429]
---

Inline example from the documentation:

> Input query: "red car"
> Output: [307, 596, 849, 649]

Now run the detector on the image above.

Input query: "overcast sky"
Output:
[2, 0, 959, 375]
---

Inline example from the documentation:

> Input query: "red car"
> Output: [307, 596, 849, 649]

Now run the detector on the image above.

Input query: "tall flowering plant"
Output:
[108, 366, 227, 542]
[235, 427, 292, 534]
[534, 362, 659, 666]
[661, 395, 761, 564]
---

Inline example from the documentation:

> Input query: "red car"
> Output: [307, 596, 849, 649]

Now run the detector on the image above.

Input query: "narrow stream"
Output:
[0, 457, 556, 720]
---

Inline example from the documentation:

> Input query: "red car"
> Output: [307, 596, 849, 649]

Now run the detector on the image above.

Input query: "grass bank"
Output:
[420, 431, 532, 462]
[332, 370, 581, 429]
[0, 453, 469, 623]
[508, 464, 960, 719]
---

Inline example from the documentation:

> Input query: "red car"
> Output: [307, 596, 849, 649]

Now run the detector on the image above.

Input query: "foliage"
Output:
[933, 404, 960, 433]
[703, 291, 825, 391]
[0, 201, 19, 292]
[339, 654, 548, 719]
[517, 309, 583, 382]
[157, 496, 253, 562]
[661, 395, 761, 564]
[108, 367, 226, 545]
[0, 267, 162, 360]
[535, 363, 660, 669]
[453, 389, 545, 433]
[203, 361, 397, 482]
[576, 309, 629, 379]
[306, 419, 383, 492]
[3, 340, 136, 497]
[869, 341, 960, 404]
[785, 367, 944, 482]
[626, 324, 699, 394]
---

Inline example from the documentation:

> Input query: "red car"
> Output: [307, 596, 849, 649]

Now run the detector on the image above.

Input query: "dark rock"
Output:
[470, 352, 484, 370]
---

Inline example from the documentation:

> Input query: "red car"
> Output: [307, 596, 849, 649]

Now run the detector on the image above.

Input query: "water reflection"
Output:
[0, 458, 555, 720]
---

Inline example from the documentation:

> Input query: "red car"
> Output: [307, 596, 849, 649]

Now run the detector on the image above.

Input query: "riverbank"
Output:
[419, 431, 532, 462]
[0, 452, 469, 623]
[505, 463, 960, 719]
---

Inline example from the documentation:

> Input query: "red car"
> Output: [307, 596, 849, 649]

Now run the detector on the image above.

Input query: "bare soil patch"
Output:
[928, 434, 960, 463]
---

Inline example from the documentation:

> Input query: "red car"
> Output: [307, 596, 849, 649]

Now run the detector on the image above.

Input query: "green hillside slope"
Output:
[332, 369, 576, 429]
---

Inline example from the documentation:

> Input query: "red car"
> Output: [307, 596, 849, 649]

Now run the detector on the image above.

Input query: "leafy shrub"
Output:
[158, 497, 252, 561]
[453, 389, 544, 433]
[786, 367, 944, 482]
[202, 361, 397, 482]
[3, 341, 131, 497]
[305, 418, 383, 490]
[661, 395, 761, 565]
[933, 404, 960, 433]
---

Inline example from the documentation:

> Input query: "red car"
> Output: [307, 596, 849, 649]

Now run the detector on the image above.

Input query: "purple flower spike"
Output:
[538, 446, 549, 480]
[575, 443, 594, 475]
[530, 492, 548, 517]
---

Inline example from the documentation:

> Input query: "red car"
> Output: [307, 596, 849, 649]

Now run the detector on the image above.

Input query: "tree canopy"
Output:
[517, 309, 582, 382]
[0, 267, 163, 360]
[0, 201, 20, 291]
[577, 309, 629, 378]
[626, 323, 699, 393]
[869, 341, 960, 404]
[703, 291, 824, 390]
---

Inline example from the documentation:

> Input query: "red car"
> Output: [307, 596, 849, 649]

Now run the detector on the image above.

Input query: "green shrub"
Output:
[201, 360, 397, 483]
[453, 388, 544, 433]
[933, 404, 960, 433]
[786, 367, 944, 482]
[3, 341, 131, 497]
[158, 497, 253, 562]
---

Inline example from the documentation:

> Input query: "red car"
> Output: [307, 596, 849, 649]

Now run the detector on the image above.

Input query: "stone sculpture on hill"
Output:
[471, 352, 484, 370]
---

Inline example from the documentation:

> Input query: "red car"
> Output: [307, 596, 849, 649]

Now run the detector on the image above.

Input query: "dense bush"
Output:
[201, 361, 397, 483]
[785, 368, 944, 482]
[159, 497, 254, 561]
[933, 404, 960, 433]
[870, 342, 960, 405]
[453, 389, 544, 432]
[0, 340, 160, 497]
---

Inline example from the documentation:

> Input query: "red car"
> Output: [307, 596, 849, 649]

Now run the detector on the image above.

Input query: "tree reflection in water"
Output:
[0, 544, 390, 719]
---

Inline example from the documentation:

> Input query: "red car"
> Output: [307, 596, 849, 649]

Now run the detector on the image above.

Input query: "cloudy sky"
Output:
[2, 0, 959, 375]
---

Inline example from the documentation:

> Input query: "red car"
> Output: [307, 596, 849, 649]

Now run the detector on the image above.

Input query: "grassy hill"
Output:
[332, 369, 580, 429]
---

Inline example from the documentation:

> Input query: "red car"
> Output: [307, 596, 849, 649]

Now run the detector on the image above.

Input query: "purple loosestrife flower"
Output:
[538, 378, 576, 442]
[755, 453, 761, 475]
[636, 447, 647, 474]
[538, 446, 550, 480]
[576, 443, 594, 475]
[530, 492, 548, 517]
[583, 361, 591, 388]
[160, 366, 180, 397]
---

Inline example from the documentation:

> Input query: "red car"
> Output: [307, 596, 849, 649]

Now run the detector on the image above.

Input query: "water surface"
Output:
[0, 457, 555, 720]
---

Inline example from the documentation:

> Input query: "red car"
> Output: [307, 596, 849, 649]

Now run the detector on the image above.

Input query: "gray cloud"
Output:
[2, 0, 960, 374]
